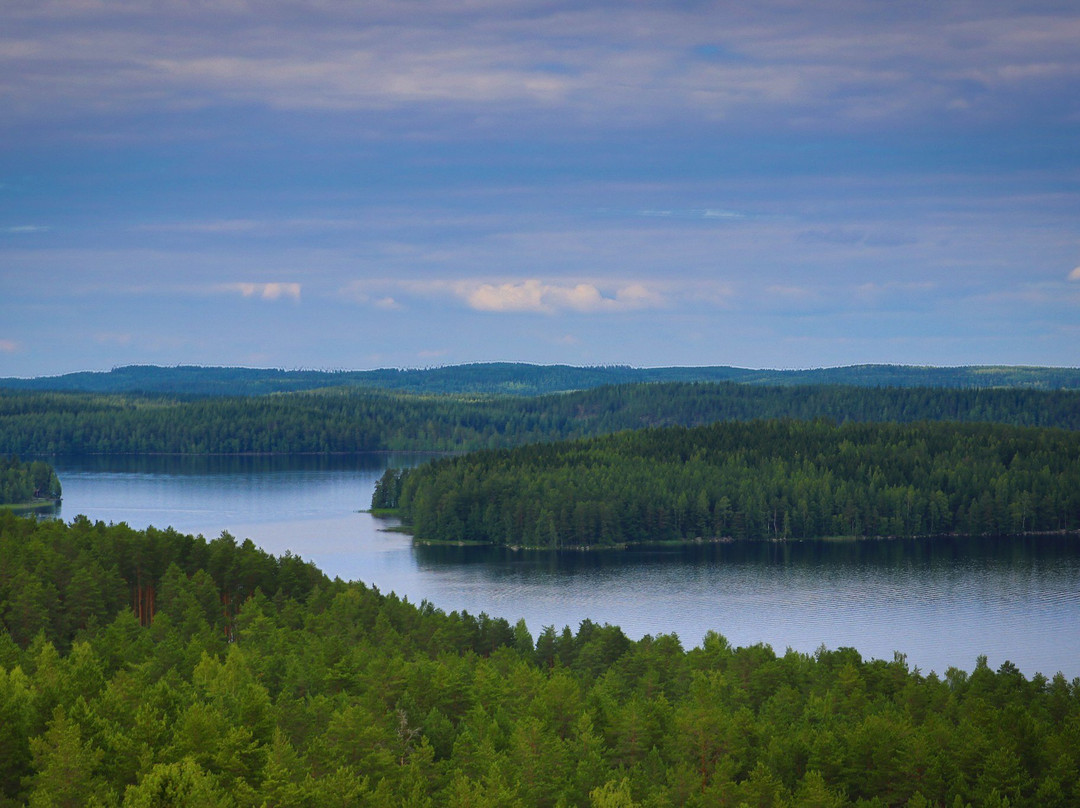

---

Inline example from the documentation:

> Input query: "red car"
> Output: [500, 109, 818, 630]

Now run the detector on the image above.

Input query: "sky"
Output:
[2, 0, 1079, 377]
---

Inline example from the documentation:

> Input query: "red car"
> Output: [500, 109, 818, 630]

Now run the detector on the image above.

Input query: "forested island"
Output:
[1, 511, 1078, 807]
[4, 364, 1080, 804]
[373, 420, 1080, 547]
[0, 456, 61, 512]
[3, 380, 1080, 456]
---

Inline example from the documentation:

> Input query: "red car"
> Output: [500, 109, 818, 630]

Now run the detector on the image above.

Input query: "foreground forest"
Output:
[3, 381, 1080, 456]
[373, 419, 1080, 547]
[1, 512, 1078, 807]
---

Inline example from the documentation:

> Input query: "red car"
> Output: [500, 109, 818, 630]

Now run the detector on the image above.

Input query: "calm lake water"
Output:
[45, 454, 1080, 679]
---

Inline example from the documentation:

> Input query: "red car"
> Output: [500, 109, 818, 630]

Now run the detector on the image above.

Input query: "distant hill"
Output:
[3, 362, 1080, 396]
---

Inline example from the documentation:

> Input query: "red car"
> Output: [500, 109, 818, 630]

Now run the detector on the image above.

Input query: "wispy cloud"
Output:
[0, 339, 19, 353]
[94, 332, 132, 346]
[1068, 266, 1080, 281]
[217, 282, 301, 301]
[3, 225, 50, 234]
[343, 276, 754, 317]
[5, 1, 1079, 135]
[346, 278, 669, 314]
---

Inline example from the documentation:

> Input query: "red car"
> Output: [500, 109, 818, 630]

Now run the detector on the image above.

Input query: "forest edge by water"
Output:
[371, 420, 1080, 549]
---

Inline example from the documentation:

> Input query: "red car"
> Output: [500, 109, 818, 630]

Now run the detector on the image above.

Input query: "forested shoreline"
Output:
[0, 456, 61, 508]
[3, 381, 1080, 456]
[2, 512, 1078, 807]
[374, 420, 1080, 547]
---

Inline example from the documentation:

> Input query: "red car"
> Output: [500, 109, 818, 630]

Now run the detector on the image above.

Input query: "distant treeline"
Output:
[3, 381, 1080, 456]
[374, 420, 1080, 546]
[4, 361, 1080, 396]
[0, 456, 61, 506]
[2, 512, 1078, 807]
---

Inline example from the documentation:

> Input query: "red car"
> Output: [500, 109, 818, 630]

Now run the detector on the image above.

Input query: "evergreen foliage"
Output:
[0, 457, 61, 506]
[4, 362, 1080, 396]
[379, 420, 1080, 546]
[0, 513, 1077, 807]
[3, 381, 1080, 456]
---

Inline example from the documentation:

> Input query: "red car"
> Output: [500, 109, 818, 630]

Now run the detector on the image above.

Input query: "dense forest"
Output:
[0, 456, 61, 507]
[3, 362, 1080, 397]
[1, 512, 1078, 807]
[3, 381, 1080, 456]
[373, 420, 1080, 547]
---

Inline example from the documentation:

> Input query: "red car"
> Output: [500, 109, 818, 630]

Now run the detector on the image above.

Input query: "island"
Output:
[373, 419, 1080, 548]
[0, 455, 62, 514]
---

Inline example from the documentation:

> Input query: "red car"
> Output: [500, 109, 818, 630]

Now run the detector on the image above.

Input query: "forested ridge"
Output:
[3, 381, 1080, 456]
[5, 362, 1080, 396]
[1, 512, 1078, 807]
[374, 420, 1080, 547]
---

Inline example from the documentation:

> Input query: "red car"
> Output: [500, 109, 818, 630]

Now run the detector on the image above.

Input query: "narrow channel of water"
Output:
[45, 454, 1080, 679]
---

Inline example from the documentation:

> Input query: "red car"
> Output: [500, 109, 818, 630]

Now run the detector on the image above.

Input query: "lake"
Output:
[45, 454, 1080, 679]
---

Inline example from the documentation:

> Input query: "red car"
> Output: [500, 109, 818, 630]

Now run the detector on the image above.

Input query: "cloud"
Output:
[5, 1, 1080, 135]
[218, 282, 301, 301]
[2, 225, 50, 234]
[464, 280, 657, 313]
[94, 332, 132, 346]
[0, 339, 18, 353]
[1069, 266, 1080, 281]
[855, 281, 936, 300]
[345, 277, 730, 314]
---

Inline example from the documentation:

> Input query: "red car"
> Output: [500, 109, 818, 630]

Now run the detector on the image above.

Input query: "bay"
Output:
[46, 454, 1080, 679]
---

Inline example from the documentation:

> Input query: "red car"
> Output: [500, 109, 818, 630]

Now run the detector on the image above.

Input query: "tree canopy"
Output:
[376, 419, 1080, 547]
[1, 511, 1078, 807]
[3, 380, 1080, 456]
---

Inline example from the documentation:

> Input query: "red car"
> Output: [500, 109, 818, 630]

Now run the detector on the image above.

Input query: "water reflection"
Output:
[37, 454, 1080, 678]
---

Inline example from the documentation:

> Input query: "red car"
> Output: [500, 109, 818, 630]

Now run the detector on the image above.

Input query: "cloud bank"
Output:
[5, 0, 1079, 136]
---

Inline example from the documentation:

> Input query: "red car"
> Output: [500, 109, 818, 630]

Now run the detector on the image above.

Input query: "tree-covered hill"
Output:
[3, 381, 1080, 456]
[374, 419, 1080, 547]
[3, 362, 1080, 396]
[1, 511, 1077, 806]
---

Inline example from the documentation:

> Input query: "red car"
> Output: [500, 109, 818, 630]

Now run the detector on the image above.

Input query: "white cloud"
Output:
[1068, 266, 1080, 281]
[219, 282, 301, 301]
[345, 277, 730, 314]
[462, 279, 665, 313]
[3, 225, 49, 233]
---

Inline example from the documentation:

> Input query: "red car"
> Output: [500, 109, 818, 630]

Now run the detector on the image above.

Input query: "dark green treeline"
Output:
[2, 512, 1079, 807]
[3, 381, 1080, 456]
[375, 420, 1080, 546]
[0, 456, 61, 506]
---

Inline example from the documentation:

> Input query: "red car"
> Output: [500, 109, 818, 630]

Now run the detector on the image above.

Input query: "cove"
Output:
[45, 453, 1080, 679]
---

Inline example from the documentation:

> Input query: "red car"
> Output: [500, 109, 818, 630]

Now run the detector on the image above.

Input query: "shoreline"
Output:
[383, 524, 1079, 552]
[0, 498, 61, 515]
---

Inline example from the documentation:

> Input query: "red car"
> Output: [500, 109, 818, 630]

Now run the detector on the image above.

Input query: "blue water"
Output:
[46, 454, 1080, 679]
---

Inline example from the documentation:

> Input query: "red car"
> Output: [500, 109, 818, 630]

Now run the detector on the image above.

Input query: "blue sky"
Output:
[2, 0, 1078, 376]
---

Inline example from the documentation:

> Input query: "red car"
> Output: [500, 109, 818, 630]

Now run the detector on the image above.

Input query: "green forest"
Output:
[1, 511, 1078, 807]
[0, 456, 61, 508]
[4, 362, 1080, 397]
[3, 381, 1080, 456]
[373, 420, 1080, 547]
